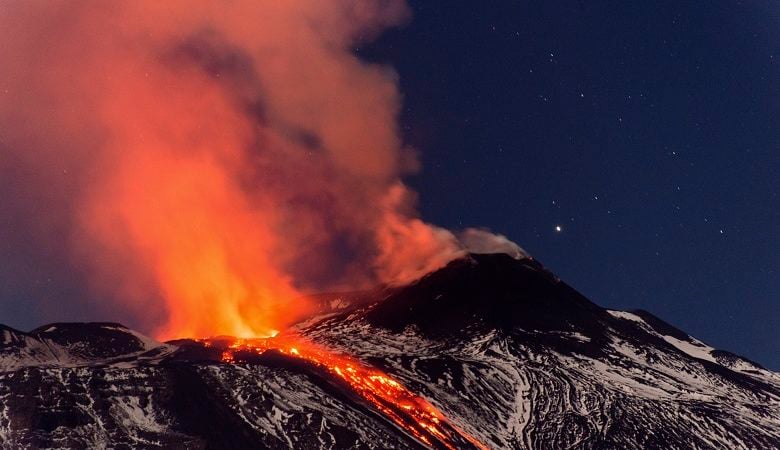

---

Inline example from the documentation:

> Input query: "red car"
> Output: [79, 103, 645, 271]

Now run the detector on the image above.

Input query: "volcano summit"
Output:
[0, 254, 778, 449]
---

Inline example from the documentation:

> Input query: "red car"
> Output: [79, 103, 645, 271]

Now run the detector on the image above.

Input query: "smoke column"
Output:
[0, 1, 516, 339]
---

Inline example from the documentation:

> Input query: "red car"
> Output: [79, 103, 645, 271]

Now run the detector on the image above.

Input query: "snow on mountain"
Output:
[0, 323, 176, 371]
[0, 254, 778, 449]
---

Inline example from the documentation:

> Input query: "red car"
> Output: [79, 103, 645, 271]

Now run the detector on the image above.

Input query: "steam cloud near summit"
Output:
[0, 1, 519, 339]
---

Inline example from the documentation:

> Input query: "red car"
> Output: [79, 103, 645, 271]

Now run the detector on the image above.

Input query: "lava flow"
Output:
[203, 334, 488, 450]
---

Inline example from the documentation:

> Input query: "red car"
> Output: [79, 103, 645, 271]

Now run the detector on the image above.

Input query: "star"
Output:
[554, 225, 562, 233]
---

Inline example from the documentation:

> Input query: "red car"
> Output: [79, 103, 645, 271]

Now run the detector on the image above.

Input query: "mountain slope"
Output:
[305, 254, 779, 449]
[0, 254, 778, 449]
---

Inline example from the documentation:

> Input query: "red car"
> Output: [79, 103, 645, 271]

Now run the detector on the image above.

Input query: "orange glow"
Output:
[206, 334, 488, 450]
[0, 1, 467, 339]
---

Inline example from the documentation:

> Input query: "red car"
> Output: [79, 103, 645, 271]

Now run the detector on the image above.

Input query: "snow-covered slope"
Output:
[0, 323, 176, 370]
[305, 254, 780, 449]
[0, 254, 778, 449]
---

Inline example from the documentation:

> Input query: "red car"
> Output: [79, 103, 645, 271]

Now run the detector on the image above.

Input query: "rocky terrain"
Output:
[1, 254, 778, 449]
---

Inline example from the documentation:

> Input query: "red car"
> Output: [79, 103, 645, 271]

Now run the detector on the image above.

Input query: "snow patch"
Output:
[567, 332, 591, 343]
[607, 310, 645, 323]
[661, 335, 717, 363]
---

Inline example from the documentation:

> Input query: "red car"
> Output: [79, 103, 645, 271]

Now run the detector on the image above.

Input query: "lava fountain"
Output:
[202, 334, 488, 450]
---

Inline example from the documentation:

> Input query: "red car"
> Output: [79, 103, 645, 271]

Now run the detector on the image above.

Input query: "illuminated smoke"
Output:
[0, 1, 518, 339]
[458, 228, 528, 260]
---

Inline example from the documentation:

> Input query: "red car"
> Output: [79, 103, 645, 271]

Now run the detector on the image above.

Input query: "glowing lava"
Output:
[203, 334, 488, 450]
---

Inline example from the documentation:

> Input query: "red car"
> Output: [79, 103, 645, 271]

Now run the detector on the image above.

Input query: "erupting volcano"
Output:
[1, 255, 778, 448]
[1, 0, 779, 448]
[0, 3, 544, 447]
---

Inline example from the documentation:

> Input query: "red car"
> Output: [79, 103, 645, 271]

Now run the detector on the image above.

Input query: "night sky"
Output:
[0, 2, 777, 369]
[360, 1, 779, 368]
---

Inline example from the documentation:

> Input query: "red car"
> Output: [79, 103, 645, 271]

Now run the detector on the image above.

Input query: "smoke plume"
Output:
[0, 1, 518, 339]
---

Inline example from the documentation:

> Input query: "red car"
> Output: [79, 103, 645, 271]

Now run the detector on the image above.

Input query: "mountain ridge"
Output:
[0, 253, 778, 449]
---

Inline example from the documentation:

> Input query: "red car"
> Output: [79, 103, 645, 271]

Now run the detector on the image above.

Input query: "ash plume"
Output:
[0, 1, 518, 339]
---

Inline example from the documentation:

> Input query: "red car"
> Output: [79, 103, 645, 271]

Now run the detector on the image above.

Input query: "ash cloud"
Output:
[0, 1, 521, 339]
[458, 229, 529, 260]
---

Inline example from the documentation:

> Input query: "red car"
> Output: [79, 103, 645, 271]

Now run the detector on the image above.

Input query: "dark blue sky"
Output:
[0, 1, 776, 370]
[360, 1, 779, 368]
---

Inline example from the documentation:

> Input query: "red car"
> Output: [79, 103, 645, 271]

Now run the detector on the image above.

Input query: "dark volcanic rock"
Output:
[0, 254, 778, 449]
[29, 322, 146, 359]
[366, 254, 609, 336]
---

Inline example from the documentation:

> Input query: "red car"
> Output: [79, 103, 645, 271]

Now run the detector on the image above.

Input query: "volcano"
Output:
[0, 254, 778, 449]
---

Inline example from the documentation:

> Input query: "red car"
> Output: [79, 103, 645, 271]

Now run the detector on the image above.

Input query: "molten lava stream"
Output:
[206, 334, 488, 450]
